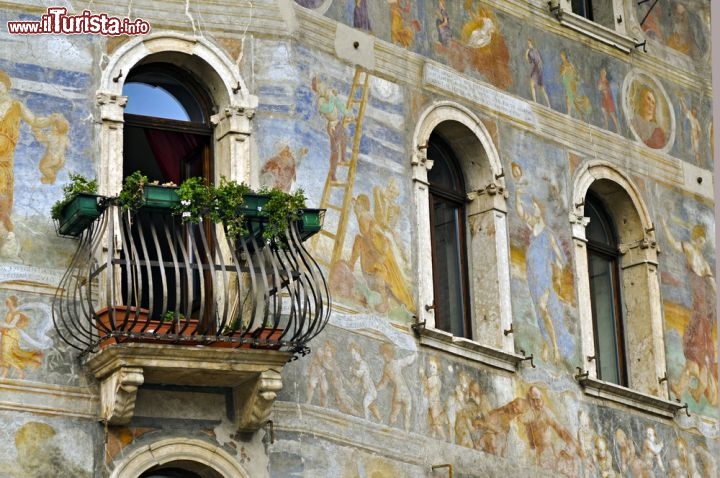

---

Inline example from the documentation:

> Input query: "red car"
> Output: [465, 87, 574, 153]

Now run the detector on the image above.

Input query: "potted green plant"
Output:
[118, 171, 179, 212]
[51, 173, 105, 237]
[257, 187, 307, 244]
[210, 177, 251, 239]
[175, 177, 320, 247]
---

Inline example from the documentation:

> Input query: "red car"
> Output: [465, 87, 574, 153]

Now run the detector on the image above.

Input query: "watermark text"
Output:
[7, 8, 151, 35]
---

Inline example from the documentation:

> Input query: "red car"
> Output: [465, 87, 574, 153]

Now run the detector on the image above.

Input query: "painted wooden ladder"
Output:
[313, 66, 371, 268]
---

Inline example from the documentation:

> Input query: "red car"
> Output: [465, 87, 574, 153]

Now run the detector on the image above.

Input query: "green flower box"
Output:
[142, 185, 180, 210]
[239, 193, 270, 215]
[56, 193, 104, 237]
[298, 208, 325, 240]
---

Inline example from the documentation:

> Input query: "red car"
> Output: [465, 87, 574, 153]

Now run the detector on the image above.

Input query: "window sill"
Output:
[414, 325, 523, 373]
[554, 10, 637, 53]
[577, 376, 688, 419]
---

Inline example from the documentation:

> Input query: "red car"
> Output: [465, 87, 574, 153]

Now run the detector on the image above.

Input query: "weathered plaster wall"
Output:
[0, 0, 715, 477]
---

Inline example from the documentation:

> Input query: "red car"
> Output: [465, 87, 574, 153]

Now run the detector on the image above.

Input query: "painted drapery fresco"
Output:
[636, 0, 709, 59]
[656, 188, 717, 417]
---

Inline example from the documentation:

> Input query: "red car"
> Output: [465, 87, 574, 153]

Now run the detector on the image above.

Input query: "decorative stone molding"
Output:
[86, 344, 292, 431]
[212, 105, 256, 140]
[96, 92, 127, 122]
[109, 437, 250, 478]
[414, 325, 523, 373]
[99, 366, 144, 425]
[576, 376, 687, 419]
[549, 2, 638, 53]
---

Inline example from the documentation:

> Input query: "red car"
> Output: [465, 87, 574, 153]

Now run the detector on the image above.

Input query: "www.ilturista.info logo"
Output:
[7, 8, 151, 35]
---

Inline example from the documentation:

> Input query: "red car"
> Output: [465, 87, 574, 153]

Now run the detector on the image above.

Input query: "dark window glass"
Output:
[572, 0, 615, 29]
[427, 133, 471, 338]
[585, 194, 627, 386]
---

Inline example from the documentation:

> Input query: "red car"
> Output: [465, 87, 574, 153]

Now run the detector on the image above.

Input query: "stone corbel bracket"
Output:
[234, 368, 284, 432]
[86, 343, 291, 431]
[100, 366, 144, 425]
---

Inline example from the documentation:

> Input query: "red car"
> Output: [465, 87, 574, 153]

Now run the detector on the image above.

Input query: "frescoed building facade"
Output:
[0, 1, 716, 476]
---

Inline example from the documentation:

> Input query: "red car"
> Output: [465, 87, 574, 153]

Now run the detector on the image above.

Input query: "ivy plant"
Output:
[258, 187, 306, 243]
[117, 170, 149, 212]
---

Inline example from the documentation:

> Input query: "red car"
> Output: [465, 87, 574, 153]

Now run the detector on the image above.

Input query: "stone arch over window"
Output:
[412, 102, 513, 354]
[96, 32, 258, 197]
[109, 437, 249, 478]
[570, 161, 667, 398]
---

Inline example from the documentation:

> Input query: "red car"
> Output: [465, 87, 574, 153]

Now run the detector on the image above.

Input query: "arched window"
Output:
[427, 133, 471, 338]
[121, 63, 213, 322]
[585, 192, 627, 386]
[123, 63, 212, 187]
[570, 164, 671, 406]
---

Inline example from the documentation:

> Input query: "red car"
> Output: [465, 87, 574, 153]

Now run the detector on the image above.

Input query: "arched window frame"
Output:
[94, 33, 258, 311]
[96, 32, 258, 200]
[570, 161, 683, 417]
[412, 103, 519, 370]
[584, 192, 627, 386]
[109, 437, 249, 478]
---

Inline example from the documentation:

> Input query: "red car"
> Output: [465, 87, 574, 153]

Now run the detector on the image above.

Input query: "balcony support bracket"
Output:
[234, 368, 284, 432]
[100, 366, 145, 425]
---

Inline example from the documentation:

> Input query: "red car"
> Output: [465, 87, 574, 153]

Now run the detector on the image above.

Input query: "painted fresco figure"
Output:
[679, 97, 702, 164]
[306, 340, 355, 413]
[0, 70, 55, 251]
[476, 386, 581, 472]
[640, 2, 664, 42]
[513, 163, 574, 364]
[420, 356, 446, 439]
[312, 77, 348, 181]
[353, 0, 371, 31]
[662, 218, 718, 406]
[445, 371, 470, 444]
[517, 387, 581, 473]
[435, 0, 452, 47]
[577, 410, 598, 477]
[559, 50, 591, 121]
[373, 179, 409, 268]
[614, 428, 651, 477]
[525, 39, 550, 107]
[349, 342, 382, 421]
[473, 392, 525, 457]
[641, 426, 665, 473]
[460, 3, 511, 90]
[0, 296, 43, 379]
[376, 343, 415, 430]
[632, 86, 667, 149]
[260, 145, 307, 192]
[348, 193, 414, 312]
[594, 436, 617, 478]
[597, 67, 620, 133]
[387, 0, 418, 48]
[35, 113, 69, 184]
[667, 3, 692, 56]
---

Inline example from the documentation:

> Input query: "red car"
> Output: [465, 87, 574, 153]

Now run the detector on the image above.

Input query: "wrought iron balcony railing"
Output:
[52, 202, 330, 357]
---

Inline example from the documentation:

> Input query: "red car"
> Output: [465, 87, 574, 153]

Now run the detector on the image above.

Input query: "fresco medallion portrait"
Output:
[623, 70, 674, 152]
